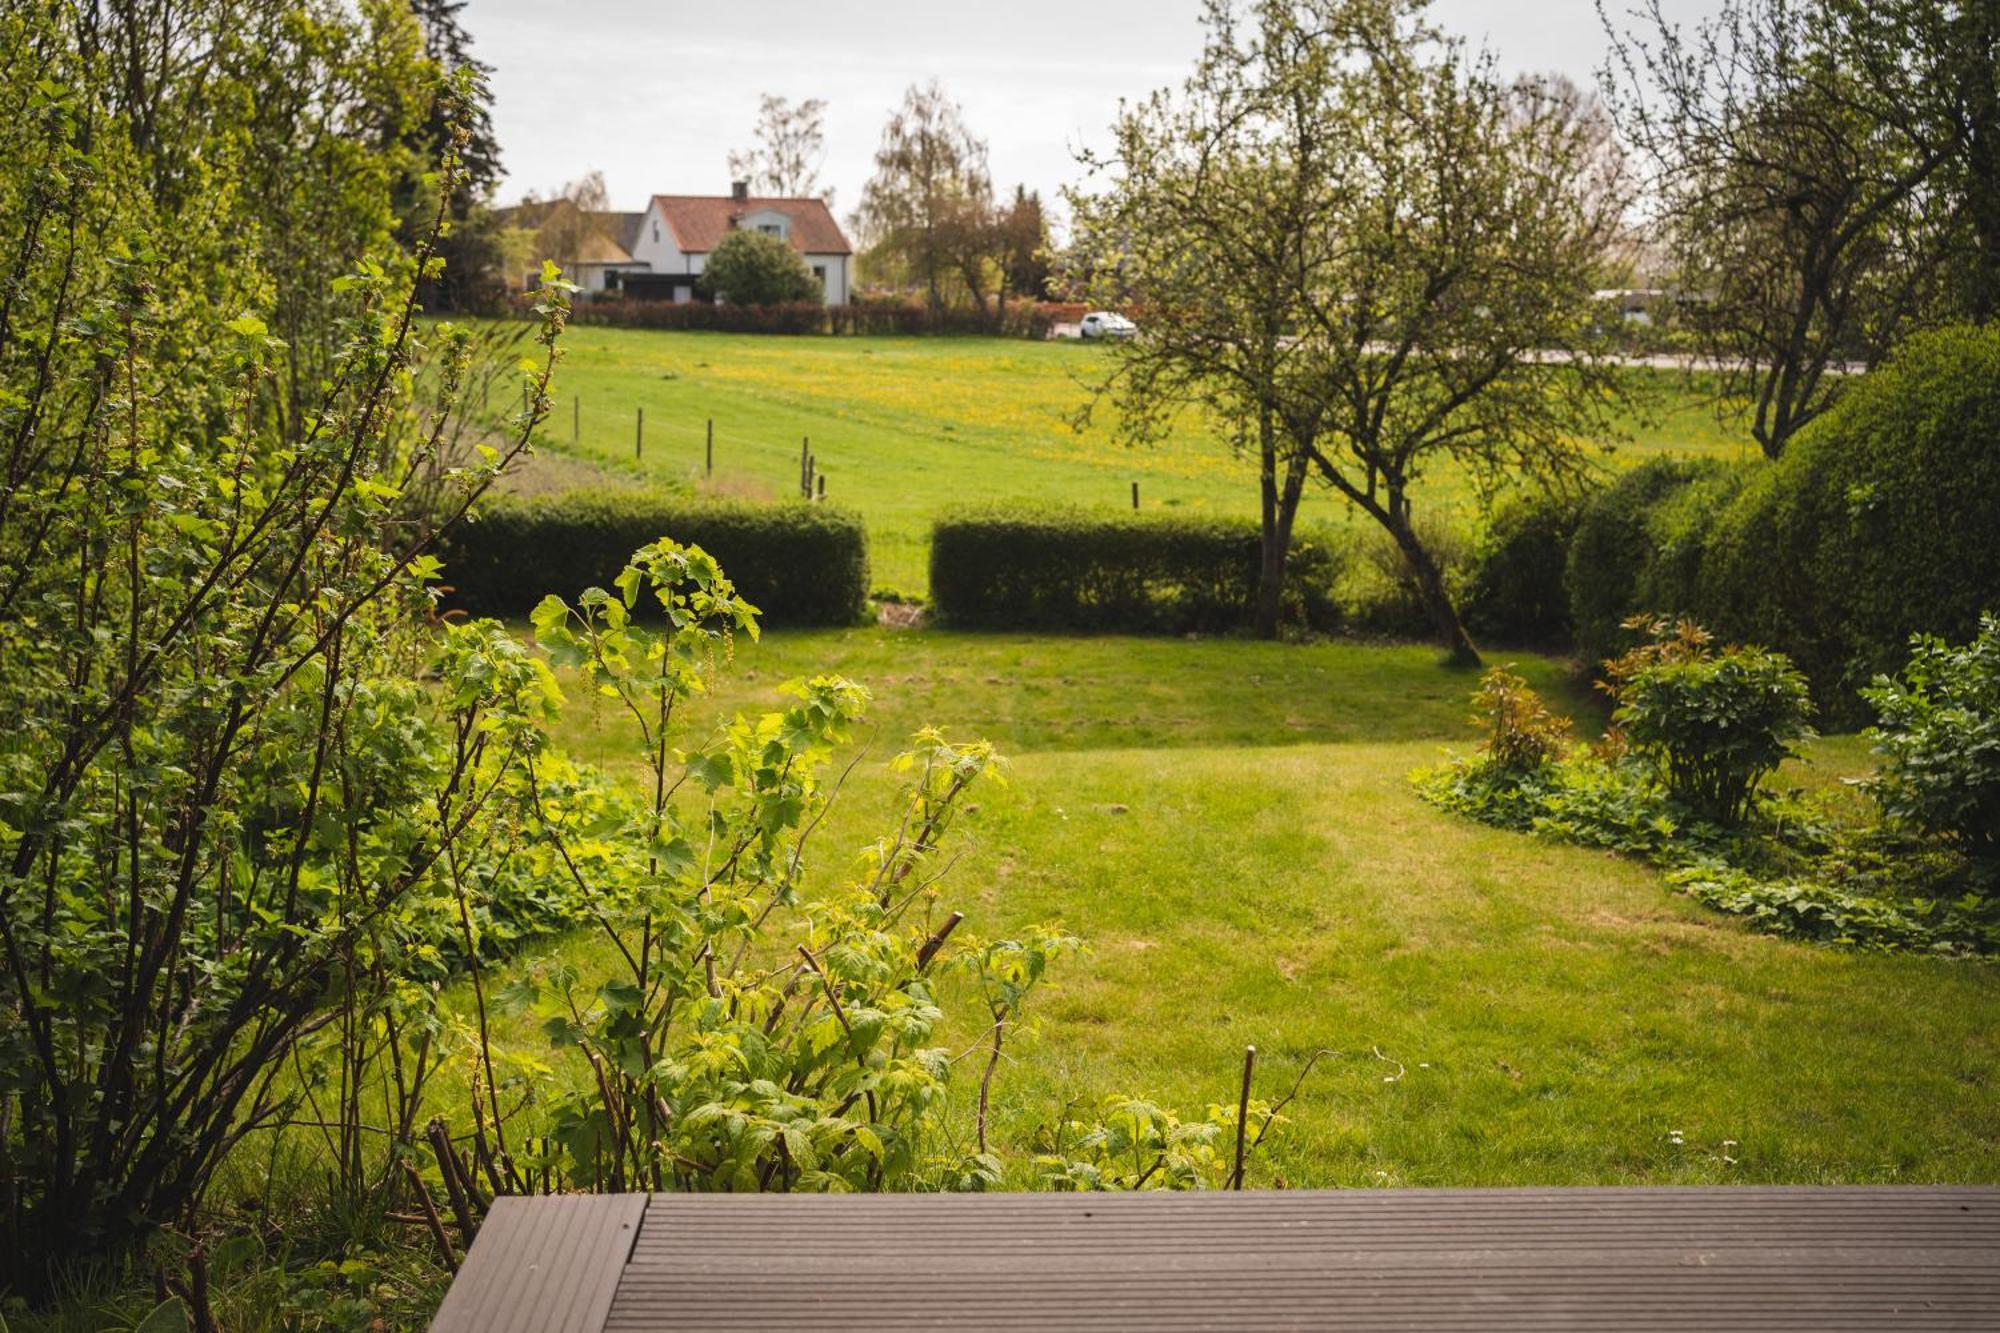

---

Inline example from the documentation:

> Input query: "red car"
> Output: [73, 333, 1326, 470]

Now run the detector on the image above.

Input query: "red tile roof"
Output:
[649, 195, 852, 256]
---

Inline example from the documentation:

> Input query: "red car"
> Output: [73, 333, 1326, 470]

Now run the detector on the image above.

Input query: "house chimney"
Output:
[731, 179, 749, 203]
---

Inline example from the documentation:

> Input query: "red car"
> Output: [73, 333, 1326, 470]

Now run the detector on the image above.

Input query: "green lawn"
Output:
[507, 627, 1999, 1188]
[506, 326, 1756, 593]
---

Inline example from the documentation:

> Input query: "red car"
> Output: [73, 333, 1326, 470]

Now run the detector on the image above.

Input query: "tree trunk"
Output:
[1253, 415, 1308, 640]
[1387, 509, 1481, 667]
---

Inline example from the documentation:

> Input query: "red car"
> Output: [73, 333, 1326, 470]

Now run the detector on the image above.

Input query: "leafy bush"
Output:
[1603, 618, 1815, 825]
[698, 228, 822, 305]
[1338, 516, 1470, 639]
[1699, 325, 2000, 708]
[1469, 668, 1571, 773]
[1862, 615, 2000, 861]
[443, 490, 869, 626]
[929, 505, 1340, 633]
[1566, 457, 1738, 666]
[1462, 489, 1591, 646]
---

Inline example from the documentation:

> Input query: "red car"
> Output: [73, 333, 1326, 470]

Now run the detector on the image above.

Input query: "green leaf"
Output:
[224, 313, 267, 338]
[133, 1298, 190, 1333]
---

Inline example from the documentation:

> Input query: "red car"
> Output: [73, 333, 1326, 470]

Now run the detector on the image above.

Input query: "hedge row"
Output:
[441, 490, 868, 626]
[929, 505, 1339, 633]
[566, 299, 1066, 339]
[1562, 324, 2000, 718]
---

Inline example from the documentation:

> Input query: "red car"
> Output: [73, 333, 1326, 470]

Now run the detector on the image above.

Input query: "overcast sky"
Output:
[461, 0, 1717, 222]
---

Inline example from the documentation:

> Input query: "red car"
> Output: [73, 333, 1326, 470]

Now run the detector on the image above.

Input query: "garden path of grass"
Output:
[500, 327, 1760, 593]
[503, 628, 1999, 1189]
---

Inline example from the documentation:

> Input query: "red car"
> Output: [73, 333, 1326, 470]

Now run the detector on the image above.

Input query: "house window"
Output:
[758, 223, 781, 236]
[652, 223, 659, 243]
[813, 265, 826, 281]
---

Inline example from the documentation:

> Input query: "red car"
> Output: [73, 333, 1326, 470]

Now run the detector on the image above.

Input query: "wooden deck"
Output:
[431, 1186, 2000, 1331]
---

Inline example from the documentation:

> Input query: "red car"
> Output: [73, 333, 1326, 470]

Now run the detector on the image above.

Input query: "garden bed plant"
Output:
[1415, 617, 2000, 954]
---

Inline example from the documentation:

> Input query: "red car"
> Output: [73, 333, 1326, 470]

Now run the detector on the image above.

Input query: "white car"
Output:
[1079, 310, 1138, 340]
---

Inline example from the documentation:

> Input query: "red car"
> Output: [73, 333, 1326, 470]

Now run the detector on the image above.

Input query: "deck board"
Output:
[434, 1186, 2000, 1331]
[430, 1192, 647, 1333]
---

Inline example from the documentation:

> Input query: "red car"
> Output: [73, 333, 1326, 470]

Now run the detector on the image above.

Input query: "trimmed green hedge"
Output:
[442, 490, 869, 626]
[1463, 488, 1593, 647]
[1565, 457, 1746, 668]
[1699, 324, 2000, 710]
[929, 505, 1339, 632]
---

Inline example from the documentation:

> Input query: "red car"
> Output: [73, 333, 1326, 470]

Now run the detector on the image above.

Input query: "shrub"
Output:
[1699, 325, 2000, 708]
[1341, 515, 1470, 639]
[698, 228, 822, 305]
[1604, 618, 1815, 825]
[1463, 489, 1592, 645]
[1862, 614, 2000, 861]
[1469, 667, 1571, 773]
[443, 490, 869, 626]
[1566, 457, 1735, 666]
[929, 505, 1340, 633]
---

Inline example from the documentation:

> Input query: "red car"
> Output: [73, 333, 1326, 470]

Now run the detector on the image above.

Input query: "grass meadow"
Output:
[509, 327, 1759, 593]
[470, 627, 2000, 1189]
[459, 328, 1995, 1190]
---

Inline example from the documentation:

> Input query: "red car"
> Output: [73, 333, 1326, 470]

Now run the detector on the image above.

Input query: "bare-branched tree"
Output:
[728, 93, 833, 203]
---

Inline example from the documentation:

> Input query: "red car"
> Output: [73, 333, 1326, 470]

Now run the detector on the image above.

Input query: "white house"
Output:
[620, 182, 853, 305]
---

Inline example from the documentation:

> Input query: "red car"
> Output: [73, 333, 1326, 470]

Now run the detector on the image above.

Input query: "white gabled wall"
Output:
[807, 253, 850, 305]
[627, 201, 701, 279]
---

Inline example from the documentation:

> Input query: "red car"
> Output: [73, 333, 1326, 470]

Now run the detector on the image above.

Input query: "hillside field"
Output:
[501, 325, 1756, 593]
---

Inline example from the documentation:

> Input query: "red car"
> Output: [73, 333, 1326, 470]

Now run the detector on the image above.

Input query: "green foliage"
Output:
[1565, 457, 1741, 666]
[1462, 489, 1591, 645]
[1603, 618, 1815, 825]
[698, 228, 822, 306]
[473, 542, 1278, 1196]
[1419, 651, 1995, 954]
[444, 490, 869, 626]
[1670, 865, 2000, 954]
[1035, 1097, 1267, 1191]
[1469, 668, 1571, 774]
[0, 1, 578, 1286]
[1698, 325, 2000, 710]
[1862, 615, 2000, 860]
[928, 505, 1340, 633]
[1417, 751, 1998, 953]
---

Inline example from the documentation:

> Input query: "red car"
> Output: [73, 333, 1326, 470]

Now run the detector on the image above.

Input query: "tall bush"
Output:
[1604, 619, 1815, 825]
[1700, 325, 2000, 706]
[1862, 616, 2000, 862]
[1565, 458, 1737, 666]
[443, 490, 870, 626]
[929, 506, 1339, 633]
[698, 228, 822, 306]
[0, 27, 561, 1283]
[1462, 489, 1592, 646]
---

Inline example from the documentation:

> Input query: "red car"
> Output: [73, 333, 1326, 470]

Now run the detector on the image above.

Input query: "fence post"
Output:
[706, 419, 714, 476]
[816, 473, 825, 502]
[635, 407, 644, 460]
[800, 438, 810, 498]
[1132, 481, 1140, 510]
[573, 395, 579, 446]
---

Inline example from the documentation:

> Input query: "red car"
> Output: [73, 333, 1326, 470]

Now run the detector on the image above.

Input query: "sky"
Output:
[461, 0, 1716, 223]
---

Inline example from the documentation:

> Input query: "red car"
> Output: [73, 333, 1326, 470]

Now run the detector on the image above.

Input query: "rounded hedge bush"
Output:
[1701, 324, 2000, 708]
[1463, 488, 1592, 647]
[441, 489, 869, 626]
[1565, 457, 1727, 667]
